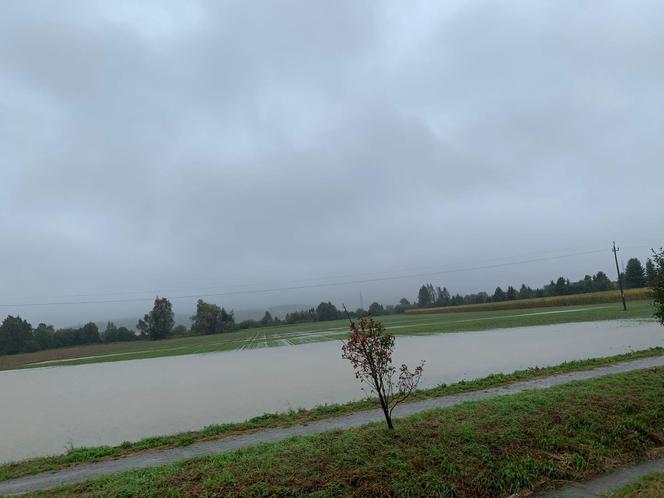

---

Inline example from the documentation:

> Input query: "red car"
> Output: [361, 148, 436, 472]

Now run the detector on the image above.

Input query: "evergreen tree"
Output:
[518, 284, 533, 299]
[417, 285, 432, 307]
[493, 286, 506, 302]
[506, 286, 518, 300]
[426, 284, 436, 305]
[646, 258, 656, 287]
[450, 294, 464, 305]
[624, 258, 647, 288]
[260, 311, 273, 325]
[553, 277, 569, 295]
[435, 286, 451, 307]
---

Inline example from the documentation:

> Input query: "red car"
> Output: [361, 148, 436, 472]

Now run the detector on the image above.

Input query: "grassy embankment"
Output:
[606, 472, 664, 497]
[26, 365, 664, 497]
[0, 297, 654, 371]
[2, 347, 663, 483]
[407, 287, 652, 314]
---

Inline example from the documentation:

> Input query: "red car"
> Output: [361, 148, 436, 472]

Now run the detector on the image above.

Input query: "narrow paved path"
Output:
[3, 355, 664, 496]
[535, 456, 664, 497]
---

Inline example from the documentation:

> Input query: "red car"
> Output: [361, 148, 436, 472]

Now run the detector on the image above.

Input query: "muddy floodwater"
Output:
[1, 319, 662, 463]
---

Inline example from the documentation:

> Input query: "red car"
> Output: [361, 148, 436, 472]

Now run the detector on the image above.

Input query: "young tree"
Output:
[651, 249, 664, 325]
[342, 317, 424, 430]
[624, 258, 647, 288]
[137, 297, 174, 340]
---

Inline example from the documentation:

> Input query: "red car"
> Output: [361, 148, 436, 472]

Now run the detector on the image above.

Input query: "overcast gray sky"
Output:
[1, 0, 663, 326]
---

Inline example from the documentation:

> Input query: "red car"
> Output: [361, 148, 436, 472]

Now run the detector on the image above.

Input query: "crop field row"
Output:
[0, 300, 655, 371]
[407, 287, 652, 314]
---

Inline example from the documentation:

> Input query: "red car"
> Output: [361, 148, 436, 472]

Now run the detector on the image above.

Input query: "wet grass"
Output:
[2, 347, 663, 483]
[0, 300, 655, 371]
[28, 366, 664, 497]
[606, 471, 664, 497]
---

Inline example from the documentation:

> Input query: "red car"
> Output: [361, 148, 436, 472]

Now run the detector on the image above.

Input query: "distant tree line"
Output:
[416, 257, 654, 308]
[0, 318, 137, 356]
[2, 257, 658, 355]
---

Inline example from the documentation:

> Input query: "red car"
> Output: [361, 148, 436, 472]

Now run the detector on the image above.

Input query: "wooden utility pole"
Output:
[612, 241, 627, 311]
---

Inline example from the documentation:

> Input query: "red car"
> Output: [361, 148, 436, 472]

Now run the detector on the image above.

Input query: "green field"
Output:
[27, 366, 664, 497]
[0, 300, 655, 371]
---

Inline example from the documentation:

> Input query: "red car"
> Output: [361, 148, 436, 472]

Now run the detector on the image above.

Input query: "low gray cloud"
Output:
[1, 0, 662, 325]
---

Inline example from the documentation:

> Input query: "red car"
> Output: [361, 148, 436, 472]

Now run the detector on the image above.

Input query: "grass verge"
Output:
[2, 347, 664, 483]
[28, 365, 664, 497]
[605, 471, 664, 497]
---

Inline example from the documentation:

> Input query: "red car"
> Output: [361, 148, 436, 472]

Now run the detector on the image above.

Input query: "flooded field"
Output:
[1, 301, 653, 371]
[1, 319, 662, 463]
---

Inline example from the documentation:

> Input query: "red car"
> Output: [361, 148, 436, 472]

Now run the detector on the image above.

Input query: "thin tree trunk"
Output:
[376, 391, 393, 430]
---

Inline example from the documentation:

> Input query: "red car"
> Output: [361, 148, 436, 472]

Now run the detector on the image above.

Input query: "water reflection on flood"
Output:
[1, 319, 662, 463]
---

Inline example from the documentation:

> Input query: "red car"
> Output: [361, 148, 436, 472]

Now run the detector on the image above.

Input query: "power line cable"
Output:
[0, 243, 630, 301]
[0, 247, 613, 308]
